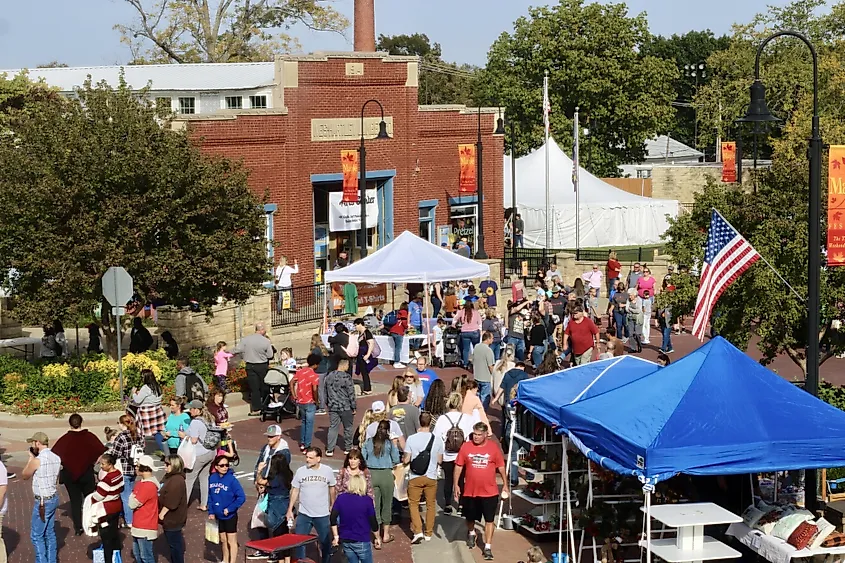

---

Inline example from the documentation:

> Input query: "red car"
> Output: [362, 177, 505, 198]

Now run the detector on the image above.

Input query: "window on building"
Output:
[419, 204, 435, 242]
[178, 97, 196, 115]
[636, 168, 652, 179]
[225, 96, 243, 110]
[250, 95, 268, 109]
[265, 210, 275, 261]
[155, 97, 172, 111]
[450, 204, 477, 252]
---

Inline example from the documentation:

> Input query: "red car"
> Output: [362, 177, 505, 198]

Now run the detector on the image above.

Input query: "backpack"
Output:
[410, 435, 435, 476]
[198, 419, 222, 450]
[344, 335, 359, 358]
[444, 414, 466, 454]
[383, 310, 398, 329]
[185, 372, 206, 403]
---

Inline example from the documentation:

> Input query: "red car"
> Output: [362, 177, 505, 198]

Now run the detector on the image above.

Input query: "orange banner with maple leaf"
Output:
[721, 142, 737, 183]
[458, 143, 477, 193]
[829, 146, 845, 266]
[341, 149, 359, 203]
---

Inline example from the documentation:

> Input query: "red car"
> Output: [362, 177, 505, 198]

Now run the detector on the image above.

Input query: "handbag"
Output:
[93, 546, 123, 563]
[250, 500, 267, 529]
[177, 437, 196, 470]
[205, 519, 220, 544]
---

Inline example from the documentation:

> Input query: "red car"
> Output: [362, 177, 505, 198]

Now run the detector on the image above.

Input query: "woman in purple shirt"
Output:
[330, 474, 381, 562]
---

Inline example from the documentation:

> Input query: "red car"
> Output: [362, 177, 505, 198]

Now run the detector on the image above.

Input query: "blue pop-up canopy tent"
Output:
[516, 356, 661, 425]
[552, 337, 845, 484]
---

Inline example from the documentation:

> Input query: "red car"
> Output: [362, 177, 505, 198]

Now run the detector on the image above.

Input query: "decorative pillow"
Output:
[822, 531, 845, 548]
[742, 505, 766, 528]
[772, 512, 815, 540]
[811, 518, 836, 550]
[787, 521, 819, 550]
[754, 508, 786, 535]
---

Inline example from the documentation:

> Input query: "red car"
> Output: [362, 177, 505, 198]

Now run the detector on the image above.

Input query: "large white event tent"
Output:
[503, 137, 679, 248]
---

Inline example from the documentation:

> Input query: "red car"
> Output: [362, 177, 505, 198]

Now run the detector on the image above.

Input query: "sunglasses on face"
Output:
[217, 463, 229, 468]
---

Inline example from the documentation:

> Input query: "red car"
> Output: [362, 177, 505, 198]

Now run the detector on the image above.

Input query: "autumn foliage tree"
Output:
[0, 73, 270, 357]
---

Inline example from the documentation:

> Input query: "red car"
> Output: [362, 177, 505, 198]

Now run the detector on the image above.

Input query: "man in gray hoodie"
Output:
[174, 356, 208, 402]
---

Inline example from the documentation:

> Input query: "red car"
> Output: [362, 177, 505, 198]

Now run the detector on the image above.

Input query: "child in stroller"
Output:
[260, 365, 298, 423]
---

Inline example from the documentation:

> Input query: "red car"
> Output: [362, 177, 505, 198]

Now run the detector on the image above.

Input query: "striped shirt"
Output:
[32, 448, 61, 498]
[92, 469, 124, 518]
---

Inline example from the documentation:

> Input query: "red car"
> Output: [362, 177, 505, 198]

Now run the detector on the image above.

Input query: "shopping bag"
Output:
[178, 437, 196, 470]
[93, 546, 123, 563]
[205, 519, 220, 544]
[250, 499, 267, 529]
[393, 464, 409, 502]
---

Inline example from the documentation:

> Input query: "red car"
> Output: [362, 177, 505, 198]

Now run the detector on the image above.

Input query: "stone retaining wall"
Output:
[0, 297, 23, 339]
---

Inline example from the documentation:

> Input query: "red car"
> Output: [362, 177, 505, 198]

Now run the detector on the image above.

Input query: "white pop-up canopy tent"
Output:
[324, 230, 490, 283]
[504, 137, 679, 248]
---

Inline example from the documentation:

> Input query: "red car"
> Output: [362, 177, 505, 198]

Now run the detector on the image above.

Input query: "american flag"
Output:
[692, 210, 760, 340]
[543, 76, 551, 137]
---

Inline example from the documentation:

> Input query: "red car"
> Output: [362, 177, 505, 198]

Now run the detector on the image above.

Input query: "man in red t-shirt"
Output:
[291, 354, 321, 451]
[454, 421, 508, 561]
[563, 306, 600, 366]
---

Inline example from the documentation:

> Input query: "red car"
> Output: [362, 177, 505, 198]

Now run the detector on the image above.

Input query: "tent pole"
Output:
[563, 437, 578, 563]
[497, 409, 516, 529]
[322, 281, 328, 333]
[646, 490, 652, 563]
[587, 462, 598, 562]
[558, 462, 565, 563]
[424, 281, 432, 360]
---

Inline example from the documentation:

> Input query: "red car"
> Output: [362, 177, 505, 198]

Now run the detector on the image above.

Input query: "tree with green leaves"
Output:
[640, 30, 731, 152]
[117, 0, 348, 63]
[659, 1, 845, 378]
[475, 0, 677, 176]
[0, 73, 270, 358]
[376, 33, 477, 106]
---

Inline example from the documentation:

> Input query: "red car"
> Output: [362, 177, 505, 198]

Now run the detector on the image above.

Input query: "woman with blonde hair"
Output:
[402, 369, 424, 407]
[331, 473, 381, 560]
[387, 375, 405, 407]
[354, 409, 376, 448]
[461, 379, 490, 429]
[492, 346, 516, 406]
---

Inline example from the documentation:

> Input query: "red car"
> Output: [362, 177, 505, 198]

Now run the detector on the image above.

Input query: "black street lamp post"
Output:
[737, 30, 821, 512]
[358, 100, 390, 259]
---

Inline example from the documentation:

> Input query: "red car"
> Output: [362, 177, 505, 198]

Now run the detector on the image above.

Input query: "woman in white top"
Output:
[179, 400, 216, 511]
[492, 346, 516, 406]
[432, 392, 476, 515]
[274, 255, 299, 311]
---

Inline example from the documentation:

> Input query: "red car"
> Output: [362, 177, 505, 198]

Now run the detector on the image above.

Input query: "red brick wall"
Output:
[189, 56, 504, 286]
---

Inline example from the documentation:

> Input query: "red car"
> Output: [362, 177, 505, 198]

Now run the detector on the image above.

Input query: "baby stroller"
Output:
[443, 326, 461, 367]
[260, 366, 297, 423]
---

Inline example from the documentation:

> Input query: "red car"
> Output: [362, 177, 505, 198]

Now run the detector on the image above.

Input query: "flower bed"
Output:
[0, 348, 246, 416]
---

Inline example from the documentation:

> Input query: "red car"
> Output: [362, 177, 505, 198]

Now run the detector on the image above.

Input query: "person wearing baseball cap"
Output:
[23, 431, 62, 563]
[364, 401, 403, 446]
[181, 401, 216, 511]
[254, 425, 291, 484]
[129, 454, 160, 562]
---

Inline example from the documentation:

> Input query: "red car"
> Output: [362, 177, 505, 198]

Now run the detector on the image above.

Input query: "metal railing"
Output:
[500, 245, 662, 283]
[270, 284, 325, 328]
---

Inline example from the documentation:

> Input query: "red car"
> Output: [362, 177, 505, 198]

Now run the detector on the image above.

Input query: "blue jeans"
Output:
[295, 514, 332, 563]
[431, 297, 442, 319]
[661, 325, 673, 352]
[155, 431, 169, 455]
[299, 402, 317, 447]
[132, 536, 155, 563]
[266, 493, 291, 535]
[515, 234, 524, 247]
[531, 344, 546, 367]
[390, 333, 404, 363]
[342, 540, 374, 563]
[614, 311, 628, 339]
[164, 529, 185, 563]
[477, 380, 492, 412]
[459, 330, 480, 367]
[31, 495, 59, 563]
[121, 475, 135, 525]
[607, 277, 618, 295]
[490, 341, 502, 361]
[507, 335, 526, 361]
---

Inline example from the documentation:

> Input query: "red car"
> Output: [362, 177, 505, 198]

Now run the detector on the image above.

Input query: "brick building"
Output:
[185, 53, 504, 285]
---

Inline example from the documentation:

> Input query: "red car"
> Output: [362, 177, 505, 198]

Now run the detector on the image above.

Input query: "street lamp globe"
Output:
[736, 80, 780, 124]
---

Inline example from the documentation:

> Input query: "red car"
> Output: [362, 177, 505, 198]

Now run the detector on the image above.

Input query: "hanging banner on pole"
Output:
[828, 145, 845, 266]
[341, 149, 359, 203]
[329, 189, 378, 232]
[721, 142, 737, 183]
[458, 144, 477, 193]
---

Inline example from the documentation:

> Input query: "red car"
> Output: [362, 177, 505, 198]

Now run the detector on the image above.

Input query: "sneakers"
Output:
[666, 348, 675, 354]
[483, 547, 494, 560]
[325, 451, 334, 457]
[393, 362, 406, 368]
[6, 472, 16, 479]
[466, 532, 477, 549]
[425, 535, 432, 542]
[443, 506, 453, 516]
[412, 533, 425, 544]
[316, 409, 327, 415]
[247, 551, 269, 560]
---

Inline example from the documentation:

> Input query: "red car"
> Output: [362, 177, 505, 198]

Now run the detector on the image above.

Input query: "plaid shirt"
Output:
[31, 448, 61, 498]
[110, 431, 145, 479]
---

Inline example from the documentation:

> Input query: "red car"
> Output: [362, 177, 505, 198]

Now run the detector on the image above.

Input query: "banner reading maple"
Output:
[341, 149, 359, 203]
[721, 142, 737, 183]
[458, 143, 477, 193]
[829, 145, 845, 266]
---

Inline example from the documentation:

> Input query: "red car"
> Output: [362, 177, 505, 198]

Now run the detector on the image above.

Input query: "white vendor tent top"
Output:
[324, 230, 490, 283]
[504, 137, 679, 248]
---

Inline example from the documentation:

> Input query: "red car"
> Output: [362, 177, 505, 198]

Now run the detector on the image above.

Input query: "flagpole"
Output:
[574, 107, 580, 251]
[712, 208, 805, 302]
[544, 70, 551, 251]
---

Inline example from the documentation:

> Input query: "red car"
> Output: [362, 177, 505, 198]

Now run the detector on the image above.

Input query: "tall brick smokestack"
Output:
[353, 0, 375, 52]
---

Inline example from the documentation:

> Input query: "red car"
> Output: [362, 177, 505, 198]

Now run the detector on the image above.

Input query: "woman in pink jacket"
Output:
[452, 298, 481, 368]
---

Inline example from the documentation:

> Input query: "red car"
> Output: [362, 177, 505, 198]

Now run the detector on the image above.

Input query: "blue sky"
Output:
[0, 0, 792, 69]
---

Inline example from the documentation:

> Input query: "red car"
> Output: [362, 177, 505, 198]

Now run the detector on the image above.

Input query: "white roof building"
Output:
[619, 135, 704, 178]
